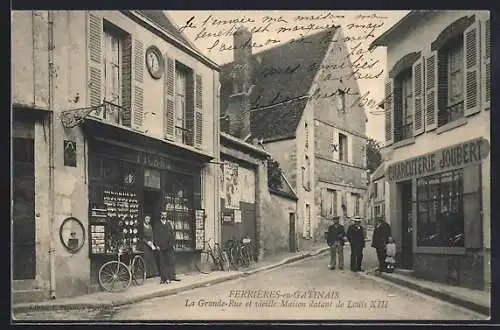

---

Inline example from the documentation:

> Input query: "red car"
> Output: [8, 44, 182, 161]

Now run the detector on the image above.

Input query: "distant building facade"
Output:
[220, 26, 368, 252]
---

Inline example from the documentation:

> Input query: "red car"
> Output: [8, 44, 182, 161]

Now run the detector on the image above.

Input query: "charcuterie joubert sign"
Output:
[386, 137, 489, 182]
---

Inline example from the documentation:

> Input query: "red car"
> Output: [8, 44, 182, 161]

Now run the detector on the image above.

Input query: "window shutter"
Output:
[424, 52, 438, 131]
[384, 78, 394, 146]
[464, 21, 481, 116]
[463, 164, 482, 249]
[164, 55, 175, 141]
[413, 57, 425, 135]
[481, 18, 491, 111]
[121, 36, 132, 127]
[132, 39, 144, 130]
[185, 72, 195, 146]
[194, 73, 203, 148]
[321, 188, 326, 217]
[87, 13, 103, 117]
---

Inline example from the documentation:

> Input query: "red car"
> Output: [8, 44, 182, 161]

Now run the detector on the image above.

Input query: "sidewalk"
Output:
[362, 268, 491, 317]
[12, 244, 329, 313]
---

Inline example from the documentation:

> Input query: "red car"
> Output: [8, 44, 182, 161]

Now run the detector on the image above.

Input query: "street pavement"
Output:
[14, 246, 486, 321]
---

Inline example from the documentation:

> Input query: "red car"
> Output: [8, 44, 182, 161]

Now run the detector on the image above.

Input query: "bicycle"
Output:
[195, 238, 227, 274]
[225, 238, 256, 270]
[98, 246, 146, 292]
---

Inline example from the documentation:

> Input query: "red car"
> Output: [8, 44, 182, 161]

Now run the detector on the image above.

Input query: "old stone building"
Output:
[219, 132, 298, 259]
[220, 26, 369, 251]
[370, 10, 491, 290]
[12, 10, 220, 301]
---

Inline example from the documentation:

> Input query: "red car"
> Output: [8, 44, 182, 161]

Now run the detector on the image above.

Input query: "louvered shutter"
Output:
[87, 12, 103, 117]
[185, 72, 195, 146]
[195, 73, 203, 149]
[132, 39, 144, 130]
[384, 79, 394, 146]
[464, 21, 481, 116]
[164, 55, 175, 141]
[482, 18, 491, 111]
[121, 36, 132, 127]
[412, 57, 425, 135]
[424, 52, 438, 131]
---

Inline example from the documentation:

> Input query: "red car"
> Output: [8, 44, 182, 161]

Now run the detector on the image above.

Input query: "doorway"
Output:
[143, 189, 162, 228]
[400, 180, 413, 269]
[289, 213, 297, 252]
[13, 137, 36, 280]
[143, 189, 162, 278]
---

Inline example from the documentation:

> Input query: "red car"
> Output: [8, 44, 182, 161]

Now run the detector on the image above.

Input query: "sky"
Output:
[168, 10, 410, 143]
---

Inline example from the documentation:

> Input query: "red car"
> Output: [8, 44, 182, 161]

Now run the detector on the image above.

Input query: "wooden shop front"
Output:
[83, 121, 210, 287]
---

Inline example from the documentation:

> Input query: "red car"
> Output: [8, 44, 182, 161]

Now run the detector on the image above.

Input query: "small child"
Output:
[385, 236, 396, 273]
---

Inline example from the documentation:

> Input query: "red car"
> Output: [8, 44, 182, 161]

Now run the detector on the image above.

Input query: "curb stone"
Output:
[12, 247, 330, 314]
[361, 271, 490, 317]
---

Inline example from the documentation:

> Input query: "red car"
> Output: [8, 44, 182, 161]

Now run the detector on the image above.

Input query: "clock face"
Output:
[146, 46, 164, 79]
[147, 52, 160, 72]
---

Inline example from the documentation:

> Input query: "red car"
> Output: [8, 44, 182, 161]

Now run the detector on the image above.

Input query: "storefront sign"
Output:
[136, 152, 172, 170]
[386, 137, 489, 182]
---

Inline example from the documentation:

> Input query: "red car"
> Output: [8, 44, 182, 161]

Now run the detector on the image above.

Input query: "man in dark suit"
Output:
[347, 218, 366, 272]
[153, 212, 180, 284]
[326, 216, 347, 270]
[372, 217, 392, 272]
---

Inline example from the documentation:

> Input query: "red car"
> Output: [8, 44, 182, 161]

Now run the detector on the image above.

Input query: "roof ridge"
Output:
[220, 26, 338, 67]
[249, 95, 309, 112]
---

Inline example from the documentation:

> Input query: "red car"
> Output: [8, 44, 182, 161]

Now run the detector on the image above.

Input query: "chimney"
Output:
[226, 93, 251, 139]
[233, 26, 253, 94]
[225, 26, 254, 139]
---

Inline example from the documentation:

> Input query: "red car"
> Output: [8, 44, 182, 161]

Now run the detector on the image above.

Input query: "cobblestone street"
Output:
[14, 247, 486, 321]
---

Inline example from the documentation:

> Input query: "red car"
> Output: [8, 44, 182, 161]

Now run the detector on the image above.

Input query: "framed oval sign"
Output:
[59, 217, 86, 253]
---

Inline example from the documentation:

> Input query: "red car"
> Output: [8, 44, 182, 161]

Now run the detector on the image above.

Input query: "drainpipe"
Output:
[47, 10, 56, 299]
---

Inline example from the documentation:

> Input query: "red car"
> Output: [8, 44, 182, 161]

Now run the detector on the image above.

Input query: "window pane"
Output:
[417, 169, 464, 247]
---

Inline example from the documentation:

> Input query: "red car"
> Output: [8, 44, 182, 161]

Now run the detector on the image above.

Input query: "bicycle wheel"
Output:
[98, 260, 132, 292]
[195, 251, 213, 274]
[214, 243, 227, 271]
[228, 246, 239, 270]
[131, 255, 146, 286]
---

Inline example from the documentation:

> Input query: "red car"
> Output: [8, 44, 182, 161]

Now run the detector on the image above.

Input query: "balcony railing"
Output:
[438, 101, 464, 127]
[395, 115, 414, 142]
[101, 101, 127, 126]
[175, 125, 193, 146]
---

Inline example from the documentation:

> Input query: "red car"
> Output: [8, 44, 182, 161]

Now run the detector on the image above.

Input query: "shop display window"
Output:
[416, 169, 465, 247]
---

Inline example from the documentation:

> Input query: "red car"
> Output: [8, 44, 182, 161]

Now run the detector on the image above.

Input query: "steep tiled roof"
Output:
[221, 27, 337, 141]
[250, 97, 308, 142]
[136, 10, 194, 50]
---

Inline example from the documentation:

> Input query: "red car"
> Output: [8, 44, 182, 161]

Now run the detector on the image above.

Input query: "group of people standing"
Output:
[143, 213, 181, 284]
[326, 216, 395, 273]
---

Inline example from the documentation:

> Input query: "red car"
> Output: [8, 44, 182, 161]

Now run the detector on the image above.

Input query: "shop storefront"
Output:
[84, 123, 210, 285]
[386, 137, 490, 289]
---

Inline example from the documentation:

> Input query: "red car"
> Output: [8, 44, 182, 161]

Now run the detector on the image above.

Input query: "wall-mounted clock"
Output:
[145, 45, 164, 80]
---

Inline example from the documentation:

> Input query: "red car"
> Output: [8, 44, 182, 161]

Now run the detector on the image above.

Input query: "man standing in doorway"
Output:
[154, 212, 181, 284]
[326, 216, 347, 270]
[347, 218, 366, 272]
[372, 217, 392, 272]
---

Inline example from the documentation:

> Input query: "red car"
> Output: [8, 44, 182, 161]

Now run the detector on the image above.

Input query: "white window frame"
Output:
[175, 68, 187, 143]
[103, 28, 122, 107]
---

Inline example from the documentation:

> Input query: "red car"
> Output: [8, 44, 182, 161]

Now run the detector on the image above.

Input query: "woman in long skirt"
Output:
[143, 215, 160, 278]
